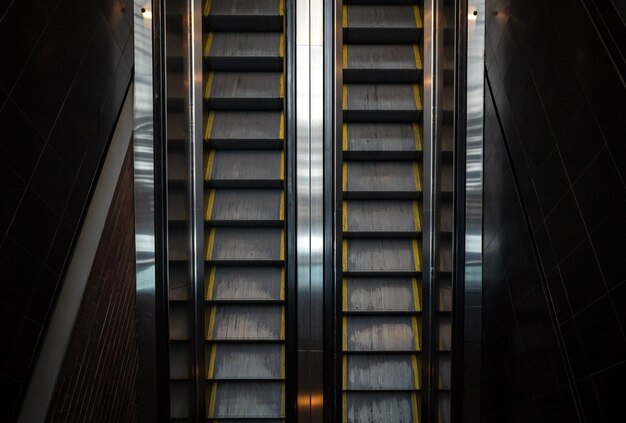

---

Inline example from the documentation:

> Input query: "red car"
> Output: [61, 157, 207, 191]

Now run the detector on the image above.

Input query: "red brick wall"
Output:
[46, 143, 138, 422]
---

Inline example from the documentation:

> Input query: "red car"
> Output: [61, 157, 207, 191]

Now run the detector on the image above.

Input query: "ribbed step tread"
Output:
[207, 189, 283, 224]
[343, 200, 420, 235]
[207, 381, 284, 418]
[343, 123, 421, 157]
[344, 315, 421, 351]
[207, 266, 283, 302]
[205, 32, 283, 70]
[343, 239, 421, 273]
[343, 5, 423, 44]
[205, 72, 283, 110]
[344, 45, 422, 82]
[206, 150, 283, 187]
[343, 162, 421, 198]
[345, 354, 419, 390]
[209, 344, 283, 379]
[207, 305, 284, 340]
[344, 84, 422, 119]
[344, 392, 419, 423]
[207, 227, 284, 262]
[344, 277, 420, 312]
[207, 111, 283, 148]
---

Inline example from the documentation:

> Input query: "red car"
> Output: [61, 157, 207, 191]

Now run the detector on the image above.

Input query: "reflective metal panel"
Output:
[463, 1, 484, 421]
[134, 1, 159, 421]
[296, 0, 325, 417]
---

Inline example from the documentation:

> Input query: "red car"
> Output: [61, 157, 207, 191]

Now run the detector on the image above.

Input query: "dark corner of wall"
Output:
[481, 1, 626, 422]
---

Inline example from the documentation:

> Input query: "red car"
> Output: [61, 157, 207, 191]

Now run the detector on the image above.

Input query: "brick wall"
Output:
[45, 143, 138, 422]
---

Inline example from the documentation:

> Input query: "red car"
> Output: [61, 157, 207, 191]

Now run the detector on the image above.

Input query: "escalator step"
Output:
[207, 227, 284, 263]
[343, 84, 422, 121]
[343, 239, 420, 274]
[344, 277, 420, 312]
[343, 123, 421, 159]
[208, 381, 284, 418]
[207, 189, 283, 225]
[209, 344, 283, 379]
[205, 0, 283, 31]
[344, 392, 418, 423]
[207, 111, 283, 148]
[206, 150, 283, 187]
[205, 72, 283, 110]
[343, 162, 421, 198]
[207, 305, 284, 340]
[344, 47, 421, 83]
[343, 200, 420, 235]
[205, 32, 283, 71]
[207, 266, 283, 302]
[344, 315, 420, 351]
[345, 354, 418, 390]
[343, 5, 422, 43]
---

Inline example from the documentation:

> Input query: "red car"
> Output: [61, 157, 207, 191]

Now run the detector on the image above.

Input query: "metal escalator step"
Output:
[207, 189, 283, 225]
[208, 381, 284, 418]
[343, 45, 422, 83]
[206, 150, 283, 188]
[344, 277, 420, 312]
[207, 305, 284, 340]
[344, 392, 418, 423]
[343, 162, 421, 198]
[343, 5, 423, 43]
[205, 72, 283, 110]
[205, 0, 283, 31]
[207, 111, 283, 148]
[207, 266, 283, 301]
[345, 354, 418, 390]
[209, 344, 283, 379]
[205, 32, 284, 71]
[344, 315, 420, 351]
[207, 227, 284, 263]
[343, 200, 420, 236]
[343, 239, 420, 274]
[343, 84, 422, 121]
[343, 123, 421, 159]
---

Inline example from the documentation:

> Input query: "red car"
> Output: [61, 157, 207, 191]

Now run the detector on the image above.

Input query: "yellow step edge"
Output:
[342, 123, 348, 152]
[342, 5, 348, 28]
[342, 162, 348, 192]
[412, 392, 420, 423]
[203, 0, 212, 17]
[342, 239, 348, 272]
[414, 5, 423, 29]
[280, 345, 286, 378]
[342, 200, 348, 232]
[279, 33, 284, 57]
[413, 84, 423, 110]
[342, 316, 347, 351]
[280, 229, 285, 261]
[342, 393, 348, 423]
[412, 354, 420, 389]
[207, 306, 217, 341]
[208, 382, 217, 418]
[206, 227, 216, 261]
[412, 200, 421, 232]
[206, 188, 216, 221]
[342, 45, 348, 69]
[342, 277, 348, 312]
[205, 150, 215, 181]
[279, 112, 285, 140]
[279, 73, 285, 98]
[342, 355, 348, 389]
[204, 72, 215, 100]
[279, 151, 285, 180]
[281, 383, 286, 417]
[412, 239, 421, 272]
[207, 344, 217, 379]
[412, 123, 422, 151]
[342, 84, 348, 110]
[413, 44, 423, 70]
[412, 316, 421, 351]
[280, 306, 285, 340]
[205, 111, 215, 141]
[206, 266, 216, 301]
[279, 190, 285, 221]
[279, 0, 284, 16]
[412, 277, 421, 312]
[280, 268, 285, 301]
[204, 32, 214, 57]
[412, 162, 422, 192]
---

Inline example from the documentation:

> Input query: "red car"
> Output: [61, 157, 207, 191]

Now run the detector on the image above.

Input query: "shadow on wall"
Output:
[482, 0, 626, 422]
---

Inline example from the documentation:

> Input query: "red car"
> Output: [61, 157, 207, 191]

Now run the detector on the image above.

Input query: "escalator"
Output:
[203, 0, 287, 420]
[339, 2, 424, 421]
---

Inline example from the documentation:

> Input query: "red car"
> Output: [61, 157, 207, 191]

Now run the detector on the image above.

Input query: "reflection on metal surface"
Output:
[464, 0, 484, 420]
[297, 0, 325, 417]
[134, 1, 158, 421]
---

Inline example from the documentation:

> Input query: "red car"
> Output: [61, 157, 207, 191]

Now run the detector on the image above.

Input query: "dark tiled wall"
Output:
[46, 144, 137, 422]
[0, 0, 133, 420]
[482, 0, 626, 421]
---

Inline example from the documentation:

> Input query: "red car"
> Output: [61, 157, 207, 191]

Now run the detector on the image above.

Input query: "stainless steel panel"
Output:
[134, 1, 159, 421]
